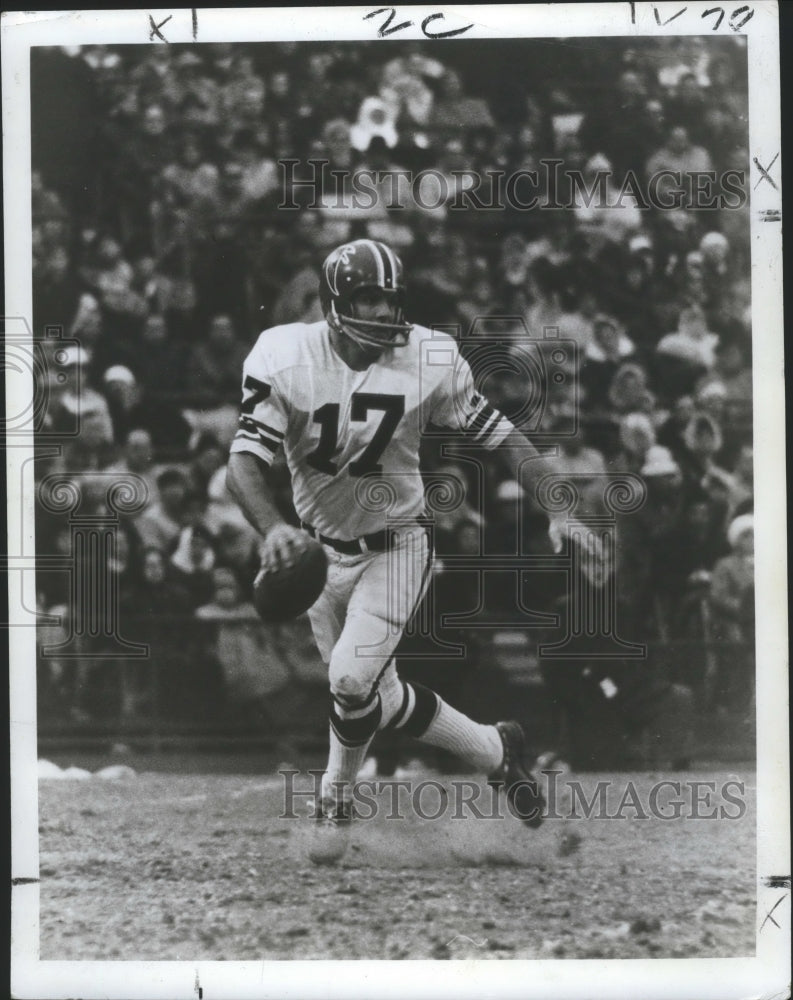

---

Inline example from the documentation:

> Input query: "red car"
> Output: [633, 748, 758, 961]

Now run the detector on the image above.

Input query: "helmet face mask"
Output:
[320, 240, 413, 351]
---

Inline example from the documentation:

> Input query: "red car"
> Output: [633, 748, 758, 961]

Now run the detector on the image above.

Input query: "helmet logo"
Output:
[338, 243, 356, 266]
[327, 243, 357, 296]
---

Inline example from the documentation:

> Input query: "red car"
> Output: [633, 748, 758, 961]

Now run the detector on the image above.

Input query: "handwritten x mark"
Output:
[148, 14, 172, 42]
[753, 153, 779, 190]
[759, 893, 788, 931]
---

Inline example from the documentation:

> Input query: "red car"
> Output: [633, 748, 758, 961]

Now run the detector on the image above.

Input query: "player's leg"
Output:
[306, 553, 361, 809]
[377, 664, 501, 770]
[379, 666, 545, 826]
[373, 534, 545, 825]
[314, 525, 434, 818]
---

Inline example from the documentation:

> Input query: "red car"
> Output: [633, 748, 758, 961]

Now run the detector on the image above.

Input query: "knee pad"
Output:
[387, 682, 439, 738]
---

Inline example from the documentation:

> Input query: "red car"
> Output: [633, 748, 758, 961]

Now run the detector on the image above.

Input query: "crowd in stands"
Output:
[32, 37, 754, 744]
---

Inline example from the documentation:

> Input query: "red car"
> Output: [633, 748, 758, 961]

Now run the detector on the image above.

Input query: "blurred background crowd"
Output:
[32, 37, 754, 767]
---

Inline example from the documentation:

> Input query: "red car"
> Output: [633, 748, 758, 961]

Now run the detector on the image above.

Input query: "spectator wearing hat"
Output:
[607, 237, 667, 350]
[607, 362, 655, 418]
[572, 153, 642, 250]
[350, 96, 399, 153]
[102, 364, 140, 442]
[699, 230, 732, 300]
[68, 292, 105, 367]
[694, 379, 728, 427]
[657, 305, 719, 369]
[654, 305, 719, 402]
[642, 443, 682, 481]
[103, 362, 193, 452]
[46, 344, 115, 451]
[638, 444, 687, 629]
[581, 314, 636, 409]
[612, 412, 656, 473]
[678, 411, 739, 517]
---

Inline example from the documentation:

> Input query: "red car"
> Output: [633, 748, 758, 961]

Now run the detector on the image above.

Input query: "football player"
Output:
[227, 239, 600, 863]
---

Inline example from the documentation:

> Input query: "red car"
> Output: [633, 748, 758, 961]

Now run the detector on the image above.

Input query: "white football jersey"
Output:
[230, 321, 513, 540]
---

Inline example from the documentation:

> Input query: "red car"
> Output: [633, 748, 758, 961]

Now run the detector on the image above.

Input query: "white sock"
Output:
[417, 699, 503, 773]
[321, 729, 373, 806]
[321, 694, 381, 806]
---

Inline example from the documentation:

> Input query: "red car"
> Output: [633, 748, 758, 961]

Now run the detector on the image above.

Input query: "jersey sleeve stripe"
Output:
[472, 410, 500, 442]
[236, 427, 280, 453]
[239, 415, 285, 440]
[467, 403, 496, 437]
[479, 415, 514, 450]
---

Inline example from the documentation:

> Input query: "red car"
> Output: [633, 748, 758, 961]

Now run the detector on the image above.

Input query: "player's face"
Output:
[349, 287, 398, 327]
[331, 286, 403, 367]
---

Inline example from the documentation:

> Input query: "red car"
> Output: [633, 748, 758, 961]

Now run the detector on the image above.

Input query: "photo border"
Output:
[3, 5, 788, 999]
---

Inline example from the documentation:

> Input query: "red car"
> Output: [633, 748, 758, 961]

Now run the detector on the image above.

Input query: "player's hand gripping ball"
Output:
[253, 524, 328, 622]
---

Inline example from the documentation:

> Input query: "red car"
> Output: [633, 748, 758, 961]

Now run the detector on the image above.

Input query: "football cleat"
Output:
[306, 798, 354, 866]
[488, 721, 546, 829]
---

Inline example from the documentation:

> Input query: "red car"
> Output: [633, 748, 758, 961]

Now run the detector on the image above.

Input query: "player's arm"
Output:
[225, 453, 307, 570]
[427, 341, 602, 565]
[226, 345, 309, 571]
[498, 428, 599, 557]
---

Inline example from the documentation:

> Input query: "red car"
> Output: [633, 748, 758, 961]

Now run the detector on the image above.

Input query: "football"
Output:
[252, 538, 328, 623]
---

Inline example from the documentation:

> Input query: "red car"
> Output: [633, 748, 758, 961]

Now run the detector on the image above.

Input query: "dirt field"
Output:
[38, 766, 756, 961]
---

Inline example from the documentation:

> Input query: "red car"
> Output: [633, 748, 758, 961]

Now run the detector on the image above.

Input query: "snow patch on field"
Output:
[38, 759, 138, 781]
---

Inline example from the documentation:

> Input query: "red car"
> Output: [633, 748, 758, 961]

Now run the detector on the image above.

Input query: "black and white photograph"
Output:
[3, 4, 788, 999]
